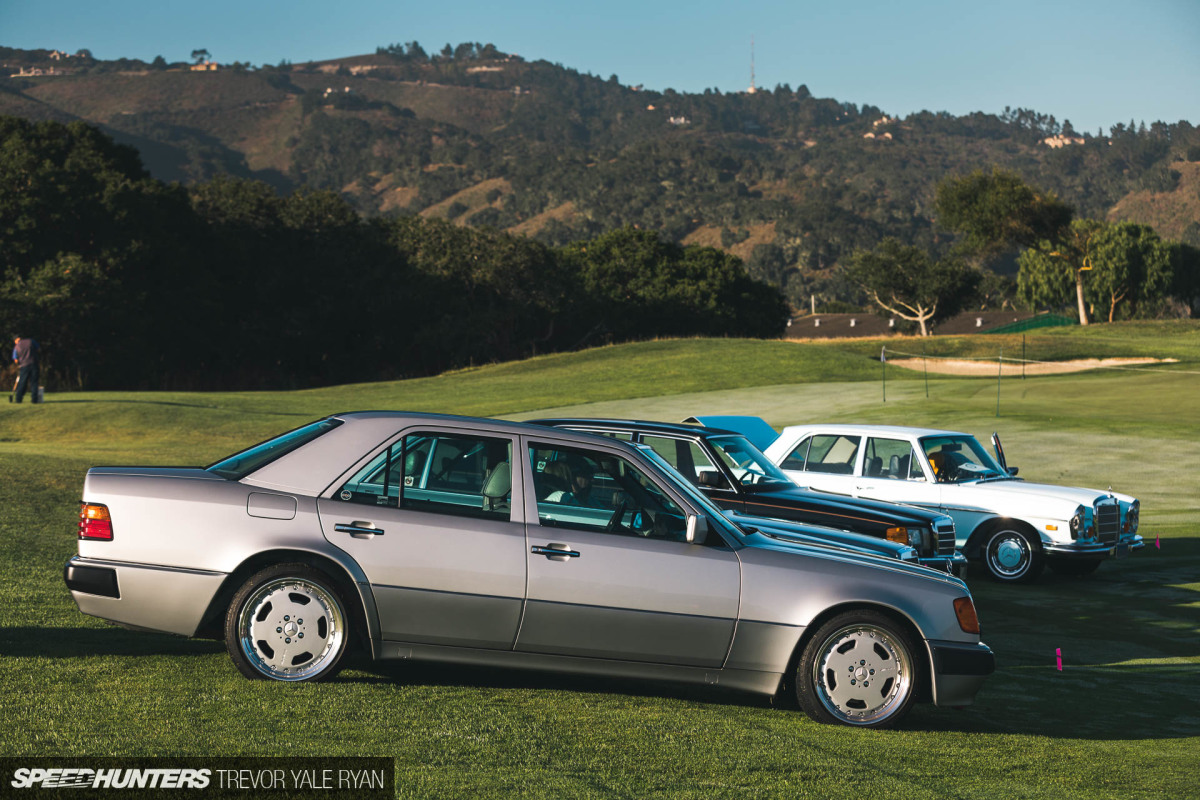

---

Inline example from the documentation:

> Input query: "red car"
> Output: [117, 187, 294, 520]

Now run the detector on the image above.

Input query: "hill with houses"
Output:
[1, 43, 1197, 307]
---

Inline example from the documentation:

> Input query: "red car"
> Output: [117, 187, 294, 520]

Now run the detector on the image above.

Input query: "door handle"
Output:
[531, 543, 580, 561]
[334, 522, 384, 539]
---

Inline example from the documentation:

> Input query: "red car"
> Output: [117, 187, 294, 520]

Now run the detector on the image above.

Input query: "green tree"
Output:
[1087, 223, 1176, 321]
[935, 168, 1073, 261]
[845, 238, 978, 336]
[1017, 218, 1105, 324]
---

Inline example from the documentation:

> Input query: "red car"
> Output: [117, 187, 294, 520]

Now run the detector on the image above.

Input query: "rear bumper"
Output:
[927, 639, 995, 707]
[63, 555, 226, 636]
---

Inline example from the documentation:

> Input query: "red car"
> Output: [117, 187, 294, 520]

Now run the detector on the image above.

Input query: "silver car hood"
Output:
[740, 531, 966, 589]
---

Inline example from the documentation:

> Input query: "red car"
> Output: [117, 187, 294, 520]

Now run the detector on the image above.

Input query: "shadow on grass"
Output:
[0, 625, 223, 659]
[6, 626, 1197, 740]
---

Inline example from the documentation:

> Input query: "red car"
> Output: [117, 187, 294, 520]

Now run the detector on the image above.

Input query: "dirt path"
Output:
[887, 357, 1177, 376]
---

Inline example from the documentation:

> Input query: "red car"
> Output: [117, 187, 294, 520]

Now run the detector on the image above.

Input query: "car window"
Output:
[922, 435, 1007, 484]
[640, 435, 727, 490]
[707, 435, 794, 489]
[803, 434, 861, 474]
[336, 432, 512, 521]
[529, 443, 688, 541]
[780, 436, 811, 470]
[864, 437, 925, 481]
[207, 418, 343, 480]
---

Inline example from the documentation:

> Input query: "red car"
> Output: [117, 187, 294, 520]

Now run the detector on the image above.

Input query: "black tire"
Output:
[795, 610, 920, 729]
[982, 525, 1044, 583]
[1049, 558, 1103, 577]
[224, 563, 350, 682]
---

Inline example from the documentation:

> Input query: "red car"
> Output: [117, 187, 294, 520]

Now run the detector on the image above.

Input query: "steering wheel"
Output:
[606, 501, 628, 533]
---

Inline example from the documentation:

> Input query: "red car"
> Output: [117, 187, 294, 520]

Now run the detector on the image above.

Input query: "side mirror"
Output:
[697, 470, 730, 490]
[685, 514, 708, 544]
[1007, 466, 1019, 476]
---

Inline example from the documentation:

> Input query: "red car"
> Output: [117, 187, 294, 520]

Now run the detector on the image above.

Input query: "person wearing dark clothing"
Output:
[12, 336, 40, 404]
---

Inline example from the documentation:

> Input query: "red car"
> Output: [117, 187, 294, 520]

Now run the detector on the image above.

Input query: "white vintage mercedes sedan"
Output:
[746, 422, 1143, 583]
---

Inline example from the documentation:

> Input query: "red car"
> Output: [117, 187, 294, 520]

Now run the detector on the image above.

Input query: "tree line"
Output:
[0, 117, 788, 390]
[843, 169, 1200, 333]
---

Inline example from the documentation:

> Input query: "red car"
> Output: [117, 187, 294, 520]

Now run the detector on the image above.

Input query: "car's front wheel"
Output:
[795, 611, 919, 729]
[224, 563, 349, 682]
[982, 526, 1044, 583]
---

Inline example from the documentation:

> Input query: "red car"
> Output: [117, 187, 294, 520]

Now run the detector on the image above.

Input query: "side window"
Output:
[865, 437, 923, 480]
[781, 437, 811, 470]
[593, 430, 633, 441]
[640, 436, 725, 489]
[805, 435, 861, 475]
[336, 432, 512, 521]
[529, 443, 688, 541]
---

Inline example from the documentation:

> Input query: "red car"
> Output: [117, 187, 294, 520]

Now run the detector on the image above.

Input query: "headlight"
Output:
[1124, 501, 1139, 534]
[910, 527, 928, 549]
[1069, 505, 1086, 540]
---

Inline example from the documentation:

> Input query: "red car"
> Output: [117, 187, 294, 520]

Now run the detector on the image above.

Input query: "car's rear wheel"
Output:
[224, 563, 349, 682]
[982, 526, 1044, 583]
[795, 611, 919, 729]
[1049, 558, 1103, 577]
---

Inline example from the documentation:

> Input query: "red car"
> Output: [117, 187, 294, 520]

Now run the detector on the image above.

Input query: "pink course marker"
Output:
[1155, 534, 1160, 549]
[1056, 648, 1062, 671]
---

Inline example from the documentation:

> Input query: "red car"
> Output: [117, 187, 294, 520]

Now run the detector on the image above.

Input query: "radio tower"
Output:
[748, 36, 757, 94]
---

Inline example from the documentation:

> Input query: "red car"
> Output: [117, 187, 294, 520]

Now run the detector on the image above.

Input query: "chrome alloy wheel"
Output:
[812, 623, 913, 726]
[238, 577, 346, 681]
[985, 529, 1032, 580]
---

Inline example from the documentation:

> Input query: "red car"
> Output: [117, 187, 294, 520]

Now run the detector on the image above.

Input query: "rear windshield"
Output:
[207, 418, 344, 480]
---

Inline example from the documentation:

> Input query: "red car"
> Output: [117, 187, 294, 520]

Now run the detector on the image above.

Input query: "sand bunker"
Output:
[887, 357, 1177, 376]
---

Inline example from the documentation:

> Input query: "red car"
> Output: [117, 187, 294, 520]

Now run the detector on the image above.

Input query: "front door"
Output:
[516, 439, 740, 667]
[852, 436, 941, 512]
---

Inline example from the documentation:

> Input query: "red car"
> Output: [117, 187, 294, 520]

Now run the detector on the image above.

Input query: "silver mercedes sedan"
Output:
[64, 412, 994, 728]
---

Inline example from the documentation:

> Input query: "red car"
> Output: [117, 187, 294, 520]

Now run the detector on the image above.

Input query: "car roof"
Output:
[532, 418, 741, 438]
[780, 423, 967, 439]
[242, 411, 638, 496]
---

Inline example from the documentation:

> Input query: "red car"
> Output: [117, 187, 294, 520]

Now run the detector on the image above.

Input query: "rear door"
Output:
[318, 426, 526, 649]
[516, 438, 740, 667]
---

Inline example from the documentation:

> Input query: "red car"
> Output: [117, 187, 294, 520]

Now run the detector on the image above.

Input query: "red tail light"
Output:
[79, 503, 113, 540]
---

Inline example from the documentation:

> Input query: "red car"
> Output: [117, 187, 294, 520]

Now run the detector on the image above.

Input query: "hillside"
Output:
[2, 44, 1198, 306]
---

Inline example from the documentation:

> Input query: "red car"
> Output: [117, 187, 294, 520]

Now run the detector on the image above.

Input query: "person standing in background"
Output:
[12, 335, 41, 404]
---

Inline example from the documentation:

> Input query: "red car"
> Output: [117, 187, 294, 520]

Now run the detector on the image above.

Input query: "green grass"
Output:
[2, 324, 1198, 798]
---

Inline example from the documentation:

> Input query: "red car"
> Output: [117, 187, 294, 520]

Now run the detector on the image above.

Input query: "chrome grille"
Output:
[1095, 501, 1120, 544]
[935, 519, 957, 555]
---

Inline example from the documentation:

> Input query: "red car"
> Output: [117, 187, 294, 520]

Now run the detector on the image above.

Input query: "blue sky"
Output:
[2, 0, 1196, 133]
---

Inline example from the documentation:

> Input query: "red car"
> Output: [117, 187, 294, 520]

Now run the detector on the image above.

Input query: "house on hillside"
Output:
[190, 60, 218, 72]
[1042, 134, 1085, 148]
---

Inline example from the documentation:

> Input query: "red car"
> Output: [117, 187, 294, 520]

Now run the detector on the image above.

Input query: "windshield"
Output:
[636, 445, 744, 544]
[920, 435, 1008, 483]
[707, 435, 795, 490]
[207, 418, 343, 480]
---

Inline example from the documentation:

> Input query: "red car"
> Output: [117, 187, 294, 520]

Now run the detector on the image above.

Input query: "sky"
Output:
[2, 0, 1197, 134]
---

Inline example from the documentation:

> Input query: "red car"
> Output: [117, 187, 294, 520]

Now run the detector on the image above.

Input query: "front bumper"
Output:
[927, 639, 995, 707]
[1044, 534, 1144, 559]
[919, 551, 969, 579]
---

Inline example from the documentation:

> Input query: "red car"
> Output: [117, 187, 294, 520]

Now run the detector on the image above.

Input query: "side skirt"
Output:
[377, 640, 783, 696]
